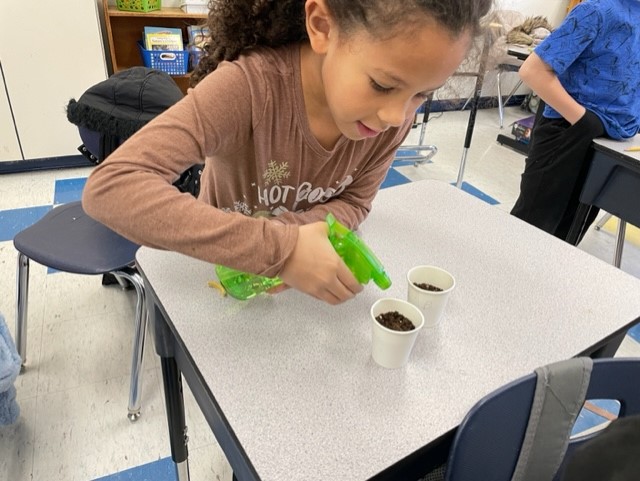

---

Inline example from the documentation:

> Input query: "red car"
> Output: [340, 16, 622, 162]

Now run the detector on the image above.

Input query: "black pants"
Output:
[511, 110, 605, 243]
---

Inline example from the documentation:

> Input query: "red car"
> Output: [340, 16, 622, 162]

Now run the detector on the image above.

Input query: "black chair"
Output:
[444, 357, 640, 481]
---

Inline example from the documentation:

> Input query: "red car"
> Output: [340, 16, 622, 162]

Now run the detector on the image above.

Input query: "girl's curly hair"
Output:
[190, 0, 493, 87]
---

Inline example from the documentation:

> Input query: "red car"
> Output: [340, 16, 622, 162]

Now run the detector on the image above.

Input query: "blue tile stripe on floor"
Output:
[627, 323, 640, 343]
[381, 167, 411, 189]
[93, 457, 176, 481]
[0, 177, 87, 242]
[53, 177, 87, 205]
[0, 205, 52, 242]
[453, 181, 500, 205]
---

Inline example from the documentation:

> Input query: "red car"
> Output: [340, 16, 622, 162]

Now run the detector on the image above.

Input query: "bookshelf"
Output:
[102, 0, 207, 93]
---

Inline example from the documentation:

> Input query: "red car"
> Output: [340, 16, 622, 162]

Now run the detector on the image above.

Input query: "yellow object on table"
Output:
[207, 280, 227, 297]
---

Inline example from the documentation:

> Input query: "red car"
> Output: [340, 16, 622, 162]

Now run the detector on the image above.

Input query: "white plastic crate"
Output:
[180, 0, 208, 14]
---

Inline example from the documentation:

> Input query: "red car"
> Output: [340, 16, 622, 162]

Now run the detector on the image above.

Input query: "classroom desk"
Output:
[495, 45, 538, 155]
[506, 44, 533, 61]
[567, 134, 640, 266]
[137, 180, 640, 481]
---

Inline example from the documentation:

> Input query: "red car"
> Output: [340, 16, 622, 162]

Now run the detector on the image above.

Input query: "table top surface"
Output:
[137, 180, 640, 481]
[593, 134, 640, 160]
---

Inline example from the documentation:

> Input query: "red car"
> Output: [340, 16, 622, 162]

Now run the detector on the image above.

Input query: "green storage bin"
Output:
[116, 0, 162, 13]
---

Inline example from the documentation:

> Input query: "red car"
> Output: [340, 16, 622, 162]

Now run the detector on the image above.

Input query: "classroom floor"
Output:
[1, 105, 640, 481]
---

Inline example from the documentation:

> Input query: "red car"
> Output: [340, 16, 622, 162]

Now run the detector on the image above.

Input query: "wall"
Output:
[495, 0, 569, 27]
[436, 0, 570, 105]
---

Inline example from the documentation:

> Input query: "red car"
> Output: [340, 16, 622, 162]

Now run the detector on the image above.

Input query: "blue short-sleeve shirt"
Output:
[535, 0, 640, 139]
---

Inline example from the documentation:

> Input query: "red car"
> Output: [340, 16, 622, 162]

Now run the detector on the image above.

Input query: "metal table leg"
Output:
[161, 356, 190, 481]
[455, 32, 490, 189]
[148, 290, 191, 481]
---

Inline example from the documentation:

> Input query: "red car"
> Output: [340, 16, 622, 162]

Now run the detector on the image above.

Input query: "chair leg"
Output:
[15, 253, 29, 370]
[613, 219, 626, 268]
[595, 212, 613, 230]
[394, 96, 438, 166]
[497, 70, 505, 129]
[114, 269, 147, 422]
[112, 273, 132, 289]
[503, 79, 523, 110]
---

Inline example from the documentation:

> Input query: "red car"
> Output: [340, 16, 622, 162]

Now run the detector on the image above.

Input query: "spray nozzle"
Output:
[326, 213, 391, 290]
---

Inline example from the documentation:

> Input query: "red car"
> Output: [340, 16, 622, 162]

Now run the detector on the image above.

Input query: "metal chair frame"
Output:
[14, 201, 145, 421]
[496, 63, 523, 129]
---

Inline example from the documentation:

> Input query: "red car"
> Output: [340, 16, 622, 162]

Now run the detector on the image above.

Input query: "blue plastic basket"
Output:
[138, 41, 189, 76]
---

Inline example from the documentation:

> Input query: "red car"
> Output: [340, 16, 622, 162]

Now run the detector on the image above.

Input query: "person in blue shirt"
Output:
[510, 0, 640, 242]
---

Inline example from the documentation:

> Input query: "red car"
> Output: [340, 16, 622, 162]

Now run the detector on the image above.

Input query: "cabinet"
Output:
[102, 0, 207, 94]
[0, 0, 107, 164]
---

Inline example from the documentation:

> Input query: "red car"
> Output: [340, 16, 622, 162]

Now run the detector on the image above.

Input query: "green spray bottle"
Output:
[215, 213, 392, 300]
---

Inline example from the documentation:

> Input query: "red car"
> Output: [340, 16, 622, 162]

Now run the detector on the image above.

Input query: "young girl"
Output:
[82, 0, 491, 304]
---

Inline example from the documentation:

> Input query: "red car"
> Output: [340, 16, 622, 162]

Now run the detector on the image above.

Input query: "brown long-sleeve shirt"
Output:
[83, 43, 411, 277]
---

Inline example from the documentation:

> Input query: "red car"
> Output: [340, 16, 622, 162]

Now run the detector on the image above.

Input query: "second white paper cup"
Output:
[407, 265, 455, 327]
[370, 298, 424, 369]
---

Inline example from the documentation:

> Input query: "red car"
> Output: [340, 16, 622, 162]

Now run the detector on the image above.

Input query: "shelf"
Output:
[103, 0, 207, 94]
[107, 6, 207, 19]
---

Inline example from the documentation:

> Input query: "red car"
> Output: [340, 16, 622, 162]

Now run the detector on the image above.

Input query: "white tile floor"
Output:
[1, 105, 639, 481]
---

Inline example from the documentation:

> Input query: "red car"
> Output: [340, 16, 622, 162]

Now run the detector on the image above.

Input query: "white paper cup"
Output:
[407, 265, 455, 328]
[370, 298, 424, 369]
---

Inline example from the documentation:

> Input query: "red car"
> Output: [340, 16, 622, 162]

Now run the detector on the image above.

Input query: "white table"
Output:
[137, 180, 640, 481]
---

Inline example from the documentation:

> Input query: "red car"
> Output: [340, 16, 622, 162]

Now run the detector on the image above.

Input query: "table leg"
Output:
[566, 203, 593, 245]
[455, 70, 484, 189]
[613, 219, 627, 268]
[455, 32, 490, 189]
[161, 356, 191, 481]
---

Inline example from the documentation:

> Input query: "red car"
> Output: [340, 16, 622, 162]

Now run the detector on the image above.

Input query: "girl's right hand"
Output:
[278, 222, 363, 304]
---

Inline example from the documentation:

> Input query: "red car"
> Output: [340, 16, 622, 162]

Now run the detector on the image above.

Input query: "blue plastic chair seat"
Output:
[13, 201, 139, 274]
[13, 200, 146, 421]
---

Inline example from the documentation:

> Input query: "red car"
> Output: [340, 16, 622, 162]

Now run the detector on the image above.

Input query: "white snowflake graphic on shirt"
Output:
[263, 160, 290, 186]
[234, 200, 252, 216]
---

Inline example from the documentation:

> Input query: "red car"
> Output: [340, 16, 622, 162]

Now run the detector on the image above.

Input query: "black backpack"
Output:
[66, 67, 204, 286]
[66, 67, 203, 197]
